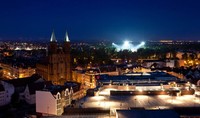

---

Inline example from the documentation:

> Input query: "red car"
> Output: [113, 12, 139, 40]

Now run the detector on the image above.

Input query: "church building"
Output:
[36, 31, 71, 85]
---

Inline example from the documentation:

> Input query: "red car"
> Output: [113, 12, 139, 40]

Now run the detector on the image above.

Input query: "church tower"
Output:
[63, 32, 72, 81]
[47, 31, 71, 85]
[49, 31, 57, 54]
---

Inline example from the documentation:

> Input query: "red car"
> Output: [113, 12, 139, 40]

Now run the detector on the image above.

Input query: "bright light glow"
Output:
[141, 41, 145, 45]
[134, 95, 148, 100]
[112, 41, 145, 52]
[90, 96, 106, 101]
[124, 40, 129, 46]
[138, 89, 143, 92]
[99, 88, 117, 96]
[125, 72, 150, 76]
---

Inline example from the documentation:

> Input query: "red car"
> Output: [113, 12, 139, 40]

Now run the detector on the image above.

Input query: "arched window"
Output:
[57, 93, 61, 99]
[65, 89, 69, 96]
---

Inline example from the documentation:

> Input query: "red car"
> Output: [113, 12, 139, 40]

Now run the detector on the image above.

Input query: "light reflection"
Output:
[99, 88, 117, 96]
[89, 96, 106, 101]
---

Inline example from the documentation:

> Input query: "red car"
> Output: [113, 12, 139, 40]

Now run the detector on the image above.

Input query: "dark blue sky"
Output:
[0, 0, 200, 42]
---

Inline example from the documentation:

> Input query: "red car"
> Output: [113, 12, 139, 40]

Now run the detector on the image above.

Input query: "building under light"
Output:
[36, 82, 85, 116]
[94, 71, 194, 96]
[0, 63, 36, 79]
[36, 87, 73, 116]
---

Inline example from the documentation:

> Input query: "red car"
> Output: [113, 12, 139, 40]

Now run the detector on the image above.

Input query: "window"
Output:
[57, 93, 61, 99]
[65, 89, 69, 96]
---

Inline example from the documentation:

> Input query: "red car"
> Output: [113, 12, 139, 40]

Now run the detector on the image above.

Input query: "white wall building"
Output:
[36, 88, 72, 116]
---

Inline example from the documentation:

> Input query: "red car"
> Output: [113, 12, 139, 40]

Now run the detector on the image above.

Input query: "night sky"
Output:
[0, 0, 200, 42]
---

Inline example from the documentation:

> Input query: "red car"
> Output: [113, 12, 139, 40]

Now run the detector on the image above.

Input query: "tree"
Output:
[188, 54, 195, 60]
[182, 53, 188, 60]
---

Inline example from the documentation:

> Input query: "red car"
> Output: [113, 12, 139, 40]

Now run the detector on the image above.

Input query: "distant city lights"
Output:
[112, 40, 145, 52]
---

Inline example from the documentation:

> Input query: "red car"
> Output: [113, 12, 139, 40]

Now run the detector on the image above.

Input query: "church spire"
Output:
[50, 30, 57, 42]
[64, 31, 70, 42]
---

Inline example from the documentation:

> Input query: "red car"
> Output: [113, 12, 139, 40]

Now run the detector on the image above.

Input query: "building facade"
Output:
[36, 31, 71, 85]
[0, 63, 36, 79]
[36, 88, 73, 116]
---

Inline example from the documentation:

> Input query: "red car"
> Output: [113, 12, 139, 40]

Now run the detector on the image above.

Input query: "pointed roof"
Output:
[50, 30, 57, 42]
[70, 86, 73, 94]
[64, 31, 70, 42]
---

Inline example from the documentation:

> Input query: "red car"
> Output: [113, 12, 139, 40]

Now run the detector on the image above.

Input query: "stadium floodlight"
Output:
[141, 41, 145, 45]
[112, 41, 145, 52]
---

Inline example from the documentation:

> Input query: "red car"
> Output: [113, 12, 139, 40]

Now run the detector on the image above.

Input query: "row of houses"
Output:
[0, 61, 36, 79]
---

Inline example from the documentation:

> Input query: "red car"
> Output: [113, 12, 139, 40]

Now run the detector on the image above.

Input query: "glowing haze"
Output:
[112, 41, 145, 52]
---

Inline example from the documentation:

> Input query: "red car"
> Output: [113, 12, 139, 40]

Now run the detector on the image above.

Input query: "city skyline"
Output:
[0, 0, 200, 42]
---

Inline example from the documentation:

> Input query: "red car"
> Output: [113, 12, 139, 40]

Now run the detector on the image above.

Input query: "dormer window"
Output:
[65, 89, 69, 96]
[57, 92, 61, 99]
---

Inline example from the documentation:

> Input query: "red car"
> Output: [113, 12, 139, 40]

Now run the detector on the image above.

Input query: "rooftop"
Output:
[116, 109, 179, 118]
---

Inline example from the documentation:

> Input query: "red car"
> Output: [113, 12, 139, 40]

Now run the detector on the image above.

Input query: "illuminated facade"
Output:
[36, 88, 73, 116]
[36, 84, 85, 116]
[72, 70, 97, 89]
[36, 31, 71, 85]
[72, 68, 120, 89]
[72, 70, 85, 84]
[0, 63, 36, 79]
[84, 73, 98, 89]
[84, 69, 101, 89]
